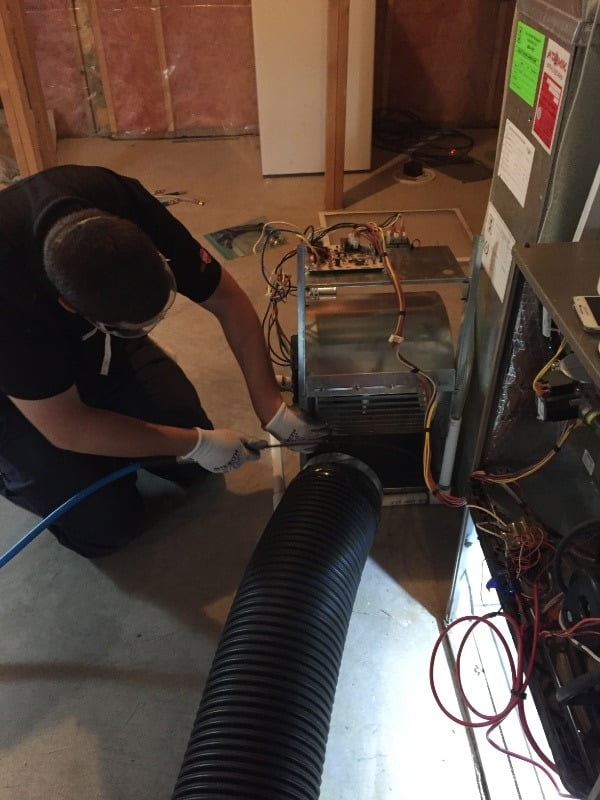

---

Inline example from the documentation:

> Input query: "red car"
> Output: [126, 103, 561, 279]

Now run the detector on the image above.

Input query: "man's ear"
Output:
[57, 297, 76, 313]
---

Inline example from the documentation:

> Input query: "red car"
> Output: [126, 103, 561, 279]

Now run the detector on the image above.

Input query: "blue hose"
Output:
[0, 461, 142, 568]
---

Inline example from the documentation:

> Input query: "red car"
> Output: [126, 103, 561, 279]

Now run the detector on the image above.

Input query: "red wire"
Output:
[429, 588, 577, 796]
[540, 616, 600, 639]
[430, 612, 522, 727]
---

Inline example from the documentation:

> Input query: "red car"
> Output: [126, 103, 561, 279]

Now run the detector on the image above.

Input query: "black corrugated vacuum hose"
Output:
[171, 454, 383, 800]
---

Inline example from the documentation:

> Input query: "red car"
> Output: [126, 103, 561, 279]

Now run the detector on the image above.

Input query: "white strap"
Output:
[100, 332, 111, 376]
[81, 326, 112, 375]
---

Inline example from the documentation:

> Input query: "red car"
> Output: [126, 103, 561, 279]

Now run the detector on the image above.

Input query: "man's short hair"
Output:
[43, 209, 174, 324]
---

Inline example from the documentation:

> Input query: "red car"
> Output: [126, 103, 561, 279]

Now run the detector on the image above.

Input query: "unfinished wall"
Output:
[374, 0, 516, 126]
[22, 0, 515, 139]
[23, 0, 94, 137]
[93, 0, 258, 136]
[24, 0, 258, 138]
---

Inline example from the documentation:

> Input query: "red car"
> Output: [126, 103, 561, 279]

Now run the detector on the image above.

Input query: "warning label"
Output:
[532, 39, 570, 153]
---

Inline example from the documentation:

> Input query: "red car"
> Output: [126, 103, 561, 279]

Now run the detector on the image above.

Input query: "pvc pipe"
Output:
[438, 416, 462, 492]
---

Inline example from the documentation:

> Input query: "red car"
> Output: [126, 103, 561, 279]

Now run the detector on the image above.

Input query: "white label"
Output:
[482, 202, 516, 302]
[542, 307, 552, 338]
[536, 396, 545, 421]
[498, 119, 535, 207]
[582, 449, 595, 476]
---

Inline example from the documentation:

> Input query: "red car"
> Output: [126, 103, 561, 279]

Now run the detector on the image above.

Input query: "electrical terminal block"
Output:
[385, 229, 411, 248]
[535, 370, 581, 421]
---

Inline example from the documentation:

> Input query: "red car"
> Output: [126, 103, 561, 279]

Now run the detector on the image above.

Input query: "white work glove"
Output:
[264, 402, 328, 453]
[179, 428, 260, 473]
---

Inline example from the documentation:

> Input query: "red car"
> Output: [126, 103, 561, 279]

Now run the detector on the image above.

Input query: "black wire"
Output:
[212, 223, 266, 250]
[373, 107, 475, 165]
[257, 222, 302, 369]
[552, 519, 600, 593]
[311, 216, 401, 249]
[258, 215, 402, 369]
[413, 130, 475, 164]
[373, 107, 430, 151]
[312, 222, 362, 244]
[265, 310, 292, 367]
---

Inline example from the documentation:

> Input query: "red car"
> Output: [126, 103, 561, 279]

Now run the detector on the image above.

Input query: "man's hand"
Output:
[264, 402, 328, 453]
[179, 428, 260, 473]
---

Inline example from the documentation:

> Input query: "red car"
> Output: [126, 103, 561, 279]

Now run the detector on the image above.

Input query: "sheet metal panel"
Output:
[455, 1, 600, 491]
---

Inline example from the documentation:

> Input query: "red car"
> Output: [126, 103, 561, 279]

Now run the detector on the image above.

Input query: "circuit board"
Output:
[306, 243, 386, 273]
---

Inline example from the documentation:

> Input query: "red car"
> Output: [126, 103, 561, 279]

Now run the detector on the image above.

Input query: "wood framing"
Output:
[151, 0, 175, 133]
[0, 0, 54, 175]
[70, 0, 109, 134]
[85, 0, 118, 135]
[324, 0, 350, 209]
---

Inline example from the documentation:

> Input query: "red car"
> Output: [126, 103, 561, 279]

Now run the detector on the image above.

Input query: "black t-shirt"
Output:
[0, 165, 221, 400]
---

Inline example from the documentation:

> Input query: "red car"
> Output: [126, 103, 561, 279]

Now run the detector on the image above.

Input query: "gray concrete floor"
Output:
[0, 133, 498, 799]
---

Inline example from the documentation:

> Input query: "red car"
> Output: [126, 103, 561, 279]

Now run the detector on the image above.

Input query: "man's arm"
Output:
[7, 270, 309, 460]
[8, 387, 259, 473]
[200, 268, 284, 426]
[8, 386, 199, 458]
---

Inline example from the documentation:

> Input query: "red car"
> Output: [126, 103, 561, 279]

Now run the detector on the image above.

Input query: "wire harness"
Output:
[432, 581, 598, 798]
[254, 214, 467, 505]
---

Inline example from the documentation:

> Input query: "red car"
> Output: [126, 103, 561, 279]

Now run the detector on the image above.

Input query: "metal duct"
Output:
[171, 455, 382, 800]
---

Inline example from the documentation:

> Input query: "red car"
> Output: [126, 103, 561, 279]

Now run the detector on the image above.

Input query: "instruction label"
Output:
[498, 119, 535, 207]
[498, 119, 535, 206]
[532, 39, 570, 153]
[482, 202, 515, 302]
[509, 21, 545, 106]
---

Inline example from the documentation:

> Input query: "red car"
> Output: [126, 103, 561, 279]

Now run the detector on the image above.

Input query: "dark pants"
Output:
[0, 338, 212, 558]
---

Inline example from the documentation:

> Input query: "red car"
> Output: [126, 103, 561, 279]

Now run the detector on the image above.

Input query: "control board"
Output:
[307, 241, 386, 273]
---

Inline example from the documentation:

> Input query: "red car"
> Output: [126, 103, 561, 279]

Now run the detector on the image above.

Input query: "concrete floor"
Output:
[0, 133, 498, 799]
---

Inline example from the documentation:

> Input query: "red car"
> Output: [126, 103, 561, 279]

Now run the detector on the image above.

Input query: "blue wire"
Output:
[0, 461, 142, 568]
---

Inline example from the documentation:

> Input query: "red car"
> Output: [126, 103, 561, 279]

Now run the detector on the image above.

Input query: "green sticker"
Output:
[509, 21, 545, 106]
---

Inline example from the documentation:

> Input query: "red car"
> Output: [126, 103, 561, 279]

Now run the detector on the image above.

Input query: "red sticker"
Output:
[532, 39, 570, 154]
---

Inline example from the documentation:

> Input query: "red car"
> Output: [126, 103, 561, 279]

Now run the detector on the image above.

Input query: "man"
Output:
[0, 164, 324, 558]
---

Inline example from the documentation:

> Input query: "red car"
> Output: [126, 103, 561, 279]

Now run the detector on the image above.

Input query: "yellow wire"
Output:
[474, 419, 581, 484]
[420, 373, 438, 492]
[360, 222, 405, 341]
[532, 338, 566, 393]
[252, 221, 319, 260]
